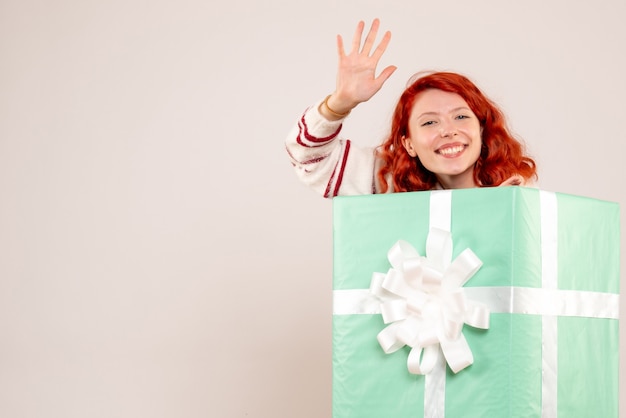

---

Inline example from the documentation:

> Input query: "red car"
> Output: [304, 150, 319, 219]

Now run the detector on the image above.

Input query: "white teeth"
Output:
[438, 145, 465, 155]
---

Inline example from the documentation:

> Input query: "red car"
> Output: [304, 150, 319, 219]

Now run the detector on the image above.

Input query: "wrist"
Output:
[319, 94, 352, 120]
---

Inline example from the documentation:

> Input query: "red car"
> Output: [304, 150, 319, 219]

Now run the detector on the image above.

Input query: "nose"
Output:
[440, 122, 457, 138]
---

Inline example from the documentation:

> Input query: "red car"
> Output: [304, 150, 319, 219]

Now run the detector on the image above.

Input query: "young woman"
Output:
[286, 19, 536, 197]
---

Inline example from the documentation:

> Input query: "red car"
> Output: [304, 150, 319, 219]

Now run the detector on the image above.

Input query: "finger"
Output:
[375, 65, 398, 85]
[371, 30, 392, 61]
[350, 20, 365, 54]
[361, 18, 381, 55]
[336, 34, 345, 57]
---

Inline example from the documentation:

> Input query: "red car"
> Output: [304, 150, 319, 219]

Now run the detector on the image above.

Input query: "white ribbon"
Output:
[334, 287, 620, 319]
[371, 229, 489, 375]
[540, 190, 559, 418]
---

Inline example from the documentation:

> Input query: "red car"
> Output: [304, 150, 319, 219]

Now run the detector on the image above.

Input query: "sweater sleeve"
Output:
[285, 99, 379, 197]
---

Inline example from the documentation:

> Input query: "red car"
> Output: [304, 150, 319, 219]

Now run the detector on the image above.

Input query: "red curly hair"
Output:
[377, 72, 537, 192]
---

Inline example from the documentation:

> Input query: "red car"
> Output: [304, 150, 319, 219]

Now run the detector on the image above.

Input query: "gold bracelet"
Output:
[323, 95, 351, 118]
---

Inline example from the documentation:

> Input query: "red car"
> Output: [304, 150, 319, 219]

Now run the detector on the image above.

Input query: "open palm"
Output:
[331, 19, 397, 112]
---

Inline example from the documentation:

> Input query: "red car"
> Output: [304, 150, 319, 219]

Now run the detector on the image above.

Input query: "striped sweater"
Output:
[286, 99, 386, 197]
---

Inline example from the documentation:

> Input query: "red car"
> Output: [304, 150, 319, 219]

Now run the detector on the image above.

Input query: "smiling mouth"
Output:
[436, 144, 466, 156]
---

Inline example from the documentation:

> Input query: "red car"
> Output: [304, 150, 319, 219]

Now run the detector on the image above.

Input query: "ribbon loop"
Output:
[388, 240, 420, 269]
[377, 322, 405, 354]
[381, 299, 408, 324]
[440, 333, 474, 374]
[408, 345, 440, 375]
[444, 249, 483, 289]
[464, 300, 490, 329]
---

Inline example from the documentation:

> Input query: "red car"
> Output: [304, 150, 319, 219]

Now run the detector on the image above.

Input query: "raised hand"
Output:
[323, 19, 397, 119]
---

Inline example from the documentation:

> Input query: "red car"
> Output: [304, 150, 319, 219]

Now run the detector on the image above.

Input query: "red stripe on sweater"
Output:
[323, 165, 336, 198]
[297, 114, 341, 147]
[302, 155, 328, 164]
[285, 145, 328, 165]
[332, 140, 351, 197]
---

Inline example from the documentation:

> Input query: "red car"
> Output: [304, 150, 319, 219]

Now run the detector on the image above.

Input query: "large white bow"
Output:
[371, 228, 490, 374]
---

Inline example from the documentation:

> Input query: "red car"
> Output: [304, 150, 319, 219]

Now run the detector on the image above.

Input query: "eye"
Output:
[420, 120, 436, 127]
[455, 114, 470, 120]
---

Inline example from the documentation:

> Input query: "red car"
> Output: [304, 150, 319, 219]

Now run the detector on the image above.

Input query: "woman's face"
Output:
[402, 89, 482, 189]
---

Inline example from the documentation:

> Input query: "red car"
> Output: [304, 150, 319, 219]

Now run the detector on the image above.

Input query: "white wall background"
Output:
[1, 0, 624, 416]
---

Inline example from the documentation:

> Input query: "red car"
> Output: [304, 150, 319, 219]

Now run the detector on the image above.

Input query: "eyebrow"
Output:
[416, 107, 472, 119]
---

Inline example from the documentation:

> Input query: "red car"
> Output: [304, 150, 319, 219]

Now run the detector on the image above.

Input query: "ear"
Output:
[401, 136, 417, 157]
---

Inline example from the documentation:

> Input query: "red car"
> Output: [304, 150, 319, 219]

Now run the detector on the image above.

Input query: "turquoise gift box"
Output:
[332, 187, 620, 418]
